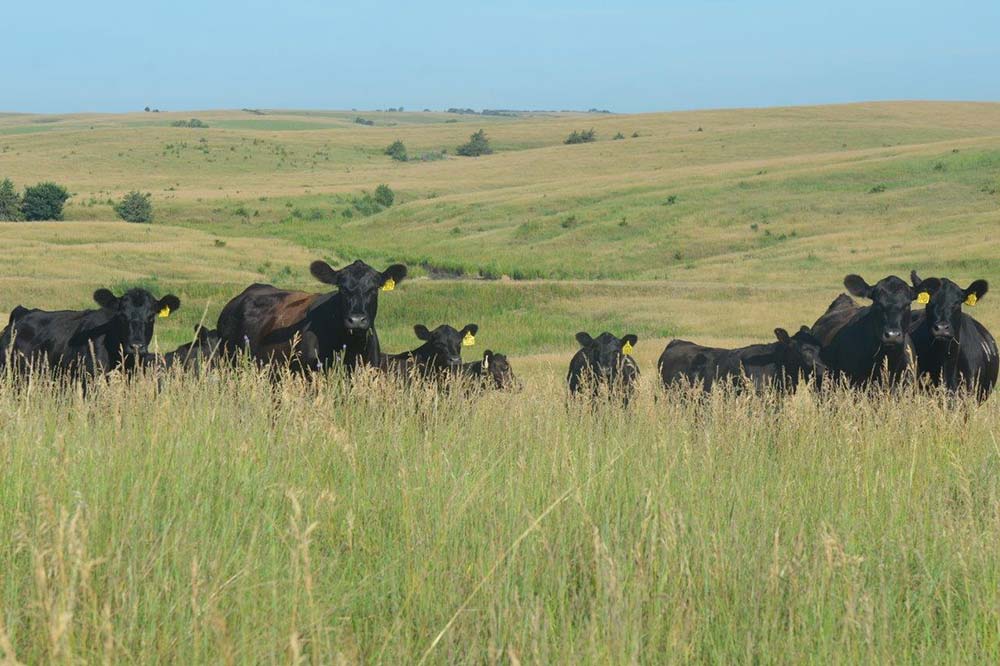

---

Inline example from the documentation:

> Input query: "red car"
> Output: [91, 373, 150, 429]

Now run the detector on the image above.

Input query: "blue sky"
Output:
[6, 0, 999, 113]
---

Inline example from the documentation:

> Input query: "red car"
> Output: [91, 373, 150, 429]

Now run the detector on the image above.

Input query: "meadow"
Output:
[1, 102, 1000, 662]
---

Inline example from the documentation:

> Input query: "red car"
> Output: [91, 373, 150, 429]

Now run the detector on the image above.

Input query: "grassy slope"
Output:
[2, 103, 1000, 662]
[1, 102, 998, 358]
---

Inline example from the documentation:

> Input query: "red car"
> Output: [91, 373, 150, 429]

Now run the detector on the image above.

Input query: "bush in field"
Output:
[0, 178, 23, 221]
[373, 184, 395, 208]
[384, 140, 408, 162]
[613, 132, 625, 140]
[564, 128, 596, 144]
[171, 118, 208, 128]
[456, 129, 492, 156]
[21, 182, 70, 220]
[114, 191, 154, 223]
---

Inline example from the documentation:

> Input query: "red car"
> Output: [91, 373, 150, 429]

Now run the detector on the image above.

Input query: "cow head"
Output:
[413, 323, 478, 368]
[844, 274, 938, 346]
[575, 331, 637, 379]
[481, 350, 518, 389]
[310, 259, 407, 333]
[911, 270, 987, 343]
[774, 326, 828, 384]
[93, 288, 181, 356]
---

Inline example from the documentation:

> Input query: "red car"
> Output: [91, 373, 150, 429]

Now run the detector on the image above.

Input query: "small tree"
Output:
[373, 184, 395, 208]
[384, 140, 408, 162]
[564, 129, 596, 144]
[456, 129, 492, 157]
[0, 178, 23, 221]
[114, 191, 154, 223]
[21, 182, 70, 221]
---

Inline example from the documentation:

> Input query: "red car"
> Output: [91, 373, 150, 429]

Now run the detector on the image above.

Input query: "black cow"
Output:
[658, 326, 826, 392]
[458, 350, 519, 390]
[378, 324, 478, 380]
[0, 288, 181, 376]
[148, 325, 222, 372]
[810, 274, 939, 387]
[909, 270, 997, 400]
[216, 259, 406, 373]
[567, 331, 640, 402]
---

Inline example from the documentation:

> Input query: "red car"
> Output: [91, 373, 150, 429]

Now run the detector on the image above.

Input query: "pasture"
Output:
[2, 102, 1000, 662]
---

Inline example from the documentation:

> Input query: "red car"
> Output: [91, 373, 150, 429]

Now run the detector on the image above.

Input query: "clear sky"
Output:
[6, 0, 999, 114]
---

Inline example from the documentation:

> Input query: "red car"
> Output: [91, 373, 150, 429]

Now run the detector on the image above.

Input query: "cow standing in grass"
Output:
[567, 331, 639, 403]
[216, 259, 406, 373]
[379, 323, 478, 381]
[0, 288, 181, 377]
[909, 270, 997, 400]
[658, 326, 826, 392]
[811, 274, 938, 387]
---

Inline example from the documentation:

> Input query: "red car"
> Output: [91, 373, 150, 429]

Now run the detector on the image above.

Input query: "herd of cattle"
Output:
[0, 259, 996, 402]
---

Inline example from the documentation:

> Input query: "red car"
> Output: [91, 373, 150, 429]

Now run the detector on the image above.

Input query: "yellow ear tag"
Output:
[158, 306, 171, 318]
[622, 341, 634, 356]
[381, 277, 395, 292]
[916, 292, 930, 305]
[965, 293, 978, 306]
[463, 331, 475, 347]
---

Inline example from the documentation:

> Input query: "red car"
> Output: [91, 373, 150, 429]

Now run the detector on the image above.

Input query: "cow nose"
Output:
[932, 322, 952, 337]
[881, 329, 903, 344]
[345, 314, 369, 330]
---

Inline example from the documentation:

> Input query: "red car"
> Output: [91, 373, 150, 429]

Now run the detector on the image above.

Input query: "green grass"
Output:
[2, 372, 1000, 663]
[2, 102, 1000, 662]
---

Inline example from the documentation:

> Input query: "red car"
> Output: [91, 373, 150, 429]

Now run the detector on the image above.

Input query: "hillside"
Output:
[1, 102, 998, 355]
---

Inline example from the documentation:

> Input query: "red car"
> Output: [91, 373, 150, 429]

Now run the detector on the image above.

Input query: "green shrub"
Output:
[0, 178, 23, 221]
[114, 191, 154, 223]
[385, 140, 408, 162]
[564, 129, 596, 144]
[21, 182, 70, 221]
[171, 118, 208, 128]
[456, 129, 492, 157]
[612, 132, 625, 140]
[373, 184, 394, 208]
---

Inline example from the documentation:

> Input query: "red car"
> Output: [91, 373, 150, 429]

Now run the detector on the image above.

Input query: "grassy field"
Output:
[1, 102, 1000, 662]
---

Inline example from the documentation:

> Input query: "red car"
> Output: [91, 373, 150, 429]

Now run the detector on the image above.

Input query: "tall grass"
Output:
[1, 367, 998, 663]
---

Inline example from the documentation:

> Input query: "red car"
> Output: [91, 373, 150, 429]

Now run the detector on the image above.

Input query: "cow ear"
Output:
[910, 270, 923, 289]
[414, 324, 431, 340]
[575, 332, 594, 347]
[912, 277, 940, 301]
[381, 264, 407, 288]
[622, 334, 638, 347]
[483, 350, 494, 362]
[157, 295, 181, 316]
[462, 323, 479, 337]
[310, 260, 340, 285]
[843, 274, 871, 299]
[798, 325, 811, 335]
[774, 328, 791, 344]
[965, 280, 988, 305]
[93, 289, 119, 309]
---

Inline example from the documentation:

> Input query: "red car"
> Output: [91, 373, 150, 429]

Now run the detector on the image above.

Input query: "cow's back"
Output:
[658, 339, 713, 388]
[217, 284, 321, 355]
[811, 294, 862, 347]
[2, 307, 112, 371]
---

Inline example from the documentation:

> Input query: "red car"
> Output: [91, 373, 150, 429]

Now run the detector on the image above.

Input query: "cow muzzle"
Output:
[931, 321, 953, 340]
[881, 328, 904, 345]
[344, 315, 370, 332]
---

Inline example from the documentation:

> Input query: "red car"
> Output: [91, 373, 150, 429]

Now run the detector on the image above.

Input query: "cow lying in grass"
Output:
[658, 326, 826, 392]
[567, 331, 639, 403]
[146, 325, 222, 372]
[0, 288, 181, 378]
[379, 323, 479, 381]
[458, 350, 520, 390]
